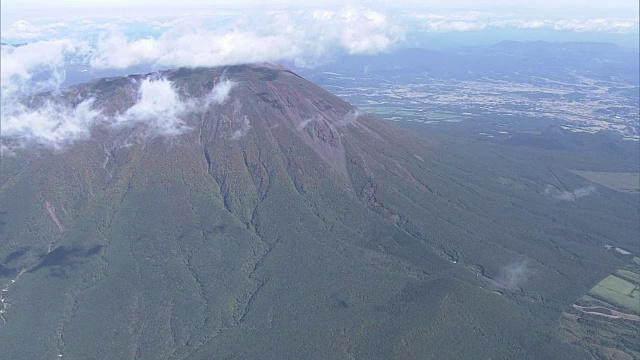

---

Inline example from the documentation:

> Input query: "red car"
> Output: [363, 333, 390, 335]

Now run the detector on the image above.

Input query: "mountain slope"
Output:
[1, 64, 636, 359]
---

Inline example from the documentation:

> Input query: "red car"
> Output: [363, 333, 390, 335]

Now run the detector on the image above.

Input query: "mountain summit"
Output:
[0, 64, 631, 359]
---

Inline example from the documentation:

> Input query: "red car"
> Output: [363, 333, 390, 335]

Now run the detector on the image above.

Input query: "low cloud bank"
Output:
[1, 99, 99, 154]
[3, 11, 636, 45]
[410, 13, 637, 33]
[1, 40, 87, 97]
[84, 8, 402, 70]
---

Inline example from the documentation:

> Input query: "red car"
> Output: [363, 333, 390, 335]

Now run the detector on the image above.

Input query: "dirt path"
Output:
[573, 305, 640, 321]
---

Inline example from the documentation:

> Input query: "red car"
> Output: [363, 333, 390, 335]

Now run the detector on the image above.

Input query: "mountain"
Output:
[297, 41, 639, 83]
[0, 64, 637, 359]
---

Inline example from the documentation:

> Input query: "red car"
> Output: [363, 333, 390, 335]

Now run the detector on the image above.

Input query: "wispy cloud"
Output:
[1, 20, 68, 40]
[496, 260, 530, 289]
[0, 72, 240, 153]
[410, 12, 639, 33]
[0, 39, 97, 154]
[205, 76, 237, 106]
[543, 184, 598, 201]
[338, 109, 364, 126]
[551, 18, 639, 32]
[114, 77, 189, 136]
[297, 117, 316, 131]
[1, 99, 100, 153]
[112, 74, 241, 137]
[1, 39, 86, 97]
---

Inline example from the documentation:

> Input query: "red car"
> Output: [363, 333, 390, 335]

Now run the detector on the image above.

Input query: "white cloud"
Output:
[206, 77, 237, 105]
[0, 61, 241, 152]
[0, 7, 637, 153]
[552, 18, 639, 33]
[112, 75, 239, 137]
[1, 99, 100, 152]
[310, 9, 403, 54]
[1, 6, 638, 44]
[338, 109, 364, 126]
[573, 185, 597, 198]
[410, 13, 639, 33]
[0, 39, 97, 153]
[89, 30, 300, 69]
[1, 39, 85, 97]
[489, 19, 548, 29]
[496, 260, 530, 289]
[1, 20, 67, 40]
[543, 184, 597, 201]
[115, 77, 190, 136]
[1, 10, 636, 72]
[425, 20, 488, 32]
[86, 9, 402, 69]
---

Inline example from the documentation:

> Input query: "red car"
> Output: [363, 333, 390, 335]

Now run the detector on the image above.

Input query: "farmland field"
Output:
[588, 275, 640, 312]
[570, 171, 640, 193]
[615, 270, 640, 284]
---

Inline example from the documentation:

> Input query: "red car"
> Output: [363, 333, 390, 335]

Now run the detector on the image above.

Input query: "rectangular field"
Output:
[616, 270, 640, 284]
[588, 275, 640, 312]
[570, 171, 639, 193]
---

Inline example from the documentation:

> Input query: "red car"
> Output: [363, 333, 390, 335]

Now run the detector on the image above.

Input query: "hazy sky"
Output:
[1, 0, 637, 76]
[1, 0, 636, 8]
[2, 0, 639, 16]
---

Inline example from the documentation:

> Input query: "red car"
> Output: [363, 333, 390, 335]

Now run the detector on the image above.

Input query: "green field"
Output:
[615, 269, 640, 284]
[570, 170, 640, 193]
[588, 275, 640, 312]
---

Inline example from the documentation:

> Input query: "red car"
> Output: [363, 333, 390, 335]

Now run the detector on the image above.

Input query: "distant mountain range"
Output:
[296, 41, 639, 83]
